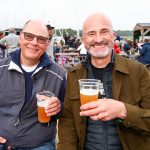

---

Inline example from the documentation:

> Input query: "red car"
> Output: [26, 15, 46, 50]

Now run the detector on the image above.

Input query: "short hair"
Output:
[46, 24, 54, 30]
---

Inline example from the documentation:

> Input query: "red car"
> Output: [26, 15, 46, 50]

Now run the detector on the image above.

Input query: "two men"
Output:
[58, 13, 150, 150]
[0, 20, 66, 149]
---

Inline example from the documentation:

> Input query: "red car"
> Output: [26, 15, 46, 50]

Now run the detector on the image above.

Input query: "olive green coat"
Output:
[58, 54, 150, 150]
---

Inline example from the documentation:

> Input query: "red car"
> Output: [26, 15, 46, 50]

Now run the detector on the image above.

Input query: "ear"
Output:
[18, 33, 23, 44]
[113, 32, 116, 41]
[45, 40, 50, 49]
[81, 36, 84, 44]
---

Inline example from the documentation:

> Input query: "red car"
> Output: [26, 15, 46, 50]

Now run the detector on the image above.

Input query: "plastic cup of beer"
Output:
[78, 79, 101, 106]
[36, 91, 54, 123]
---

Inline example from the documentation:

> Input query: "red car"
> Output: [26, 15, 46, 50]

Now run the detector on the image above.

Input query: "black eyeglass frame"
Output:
[21, 32, 49, 44]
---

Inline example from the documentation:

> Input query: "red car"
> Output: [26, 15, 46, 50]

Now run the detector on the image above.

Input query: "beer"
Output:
[37, 100, 51, 123]
[80, 89, 98, 105]
[36, 92, 54, 123]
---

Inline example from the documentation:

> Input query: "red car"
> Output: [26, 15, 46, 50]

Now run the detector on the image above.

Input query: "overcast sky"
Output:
[0, 0, 149, 31]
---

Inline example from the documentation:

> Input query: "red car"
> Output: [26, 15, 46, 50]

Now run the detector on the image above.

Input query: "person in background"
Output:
[134, 39, 142, 52]
[0, 20, 66, 150]
[113, 39, 121, 54]
[58, 13, 150, 150]
[46, 24, 55, 61]
[0, 31, 6, 59]
[64, 32, 70, 47]
[123, 39, 131, 55]
[0, 28, 19, 57]
[0, 31, 4, 39]
[138, 38, 150, 65]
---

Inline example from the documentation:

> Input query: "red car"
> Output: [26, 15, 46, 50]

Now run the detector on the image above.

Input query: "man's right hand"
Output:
[0, 136, 6, 143]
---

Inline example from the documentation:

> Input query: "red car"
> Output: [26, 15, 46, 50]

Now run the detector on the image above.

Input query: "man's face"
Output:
[82, 18, 115, 59]
[48, 29, 54, 37]
[19, 21, 50, 65]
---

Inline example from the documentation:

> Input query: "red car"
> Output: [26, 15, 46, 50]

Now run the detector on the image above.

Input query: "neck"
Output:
[91, 55, 111, 68]
[20, 57, 39, 67]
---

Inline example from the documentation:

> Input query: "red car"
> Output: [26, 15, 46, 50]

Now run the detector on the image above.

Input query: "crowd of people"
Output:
[0, 12, 150, 150]
[1, 23, 150, 68]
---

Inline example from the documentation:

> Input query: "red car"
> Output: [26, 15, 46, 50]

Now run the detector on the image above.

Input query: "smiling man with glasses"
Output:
[0, 20, 66, 150]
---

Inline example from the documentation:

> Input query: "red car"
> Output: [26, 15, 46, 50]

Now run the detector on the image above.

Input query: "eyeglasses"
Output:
[21, 32, 48, 44]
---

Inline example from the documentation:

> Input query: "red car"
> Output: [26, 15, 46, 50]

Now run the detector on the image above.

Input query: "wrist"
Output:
[119, 102, 127, 119]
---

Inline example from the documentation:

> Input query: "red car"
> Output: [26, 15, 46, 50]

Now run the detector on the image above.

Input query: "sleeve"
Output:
[122, 65, 150, 136]
[139, 45, 146, 55]
[57, 72, 79, 150]
[52, 75, 67, 120]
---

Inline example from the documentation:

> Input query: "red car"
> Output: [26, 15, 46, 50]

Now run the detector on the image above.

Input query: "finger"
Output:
[80, 107, 100, 116]
[97, 112, 108, 120]
[90, 115, 99, 121]
[0, 137, 6, 143]
[8, 146, 12, 150]
[47, 97, 58, 105]
[46, 105, 61, 114]
[46, 107, 61, 116]
[45, 100, 61, 110]
[80, 101, 99, 111]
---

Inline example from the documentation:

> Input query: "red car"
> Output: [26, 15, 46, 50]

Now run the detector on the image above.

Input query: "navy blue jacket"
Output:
[0, 49, 67, 148]
[139, 42, 150, 64]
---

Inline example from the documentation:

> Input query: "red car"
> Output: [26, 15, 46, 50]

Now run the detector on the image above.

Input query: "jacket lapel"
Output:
[112, 55, 130, 100]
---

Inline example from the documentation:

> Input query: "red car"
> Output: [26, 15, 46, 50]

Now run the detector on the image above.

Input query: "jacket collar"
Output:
[114, 54, 130, 75]
[8, 49, 52, 72]
[71, 52, 130, 77]
[81, 50, 115, 67]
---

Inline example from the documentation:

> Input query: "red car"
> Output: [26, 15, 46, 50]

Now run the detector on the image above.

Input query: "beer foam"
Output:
[37, 100, 48, 107]
[80, 89, 98, 95]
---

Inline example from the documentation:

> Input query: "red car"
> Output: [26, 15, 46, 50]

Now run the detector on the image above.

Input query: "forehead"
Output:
[83, 15, 113, 33]
[23, 21, 49, 37]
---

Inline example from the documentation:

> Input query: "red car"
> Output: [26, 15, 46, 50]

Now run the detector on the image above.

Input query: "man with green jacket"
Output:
[58, 13, 150, 150]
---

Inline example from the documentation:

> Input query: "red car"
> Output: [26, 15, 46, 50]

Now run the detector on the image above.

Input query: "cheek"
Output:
[39, 45, 47, 52]
[83, 37, 92, 45]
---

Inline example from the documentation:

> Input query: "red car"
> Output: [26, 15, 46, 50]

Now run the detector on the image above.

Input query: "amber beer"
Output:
[36, 91, 54, 123]
[37, 98, 50, 123]
[80, 89, 98, 105]
[78, 79, 100, 106]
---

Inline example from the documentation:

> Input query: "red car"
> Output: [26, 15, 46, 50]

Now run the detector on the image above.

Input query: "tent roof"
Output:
[134, 23, 150, 31]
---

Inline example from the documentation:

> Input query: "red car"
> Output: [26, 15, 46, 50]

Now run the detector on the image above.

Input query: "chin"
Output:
[88, 47, 112, 58]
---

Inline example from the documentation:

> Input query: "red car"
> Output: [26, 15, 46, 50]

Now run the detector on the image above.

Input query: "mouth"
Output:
[28, 47, 39, 52]
[91, 42, 108, 49]
[93, 43, 107, 49]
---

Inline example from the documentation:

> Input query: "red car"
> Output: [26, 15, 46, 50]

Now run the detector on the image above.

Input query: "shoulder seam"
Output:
[46, 70, 63, 80]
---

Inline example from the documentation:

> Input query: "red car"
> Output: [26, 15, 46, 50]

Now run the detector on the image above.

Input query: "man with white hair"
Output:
[58, 13, 150, 150]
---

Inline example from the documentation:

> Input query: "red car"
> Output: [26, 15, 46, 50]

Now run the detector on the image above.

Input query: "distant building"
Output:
[133, 23, 150, 42]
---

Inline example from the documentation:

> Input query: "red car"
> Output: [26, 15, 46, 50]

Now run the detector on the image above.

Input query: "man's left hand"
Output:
[45, 97, 61, 116]
[80, 99, 127, 121]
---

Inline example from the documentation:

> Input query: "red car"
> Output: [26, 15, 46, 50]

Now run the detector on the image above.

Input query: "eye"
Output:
[37, 36, 48, 44]
[86, 31, 96, 37]
[24, 32, 34, 41]
[101, 29, 109, 34]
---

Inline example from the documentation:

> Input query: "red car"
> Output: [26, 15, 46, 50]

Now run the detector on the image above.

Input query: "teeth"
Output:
[94, 45, 105, 48]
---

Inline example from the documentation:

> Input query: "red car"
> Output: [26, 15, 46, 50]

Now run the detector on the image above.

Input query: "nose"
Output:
[31, 37, 38, 45]
[94, 33, 103, 42]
